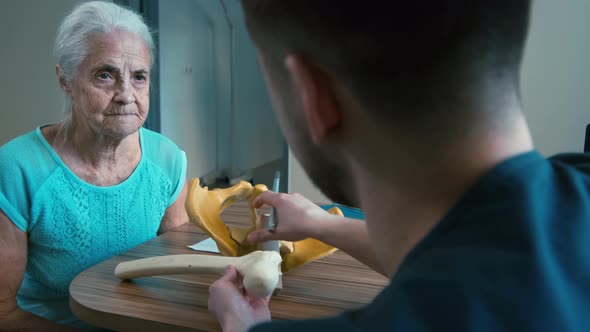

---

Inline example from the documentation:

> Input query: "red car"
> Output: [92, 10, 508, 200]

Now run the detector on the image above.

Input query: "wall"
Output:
[225, 1, 285, 174]
[0, 0, 86, 145]
[520, 0, 590, 155]
[159, 0, 219, 179]
[159, 0, 284, 180]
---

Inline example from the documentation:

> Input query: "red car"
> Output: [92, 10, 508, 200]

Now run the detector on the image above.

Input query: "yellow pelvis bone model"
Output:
[185, 178, 342, 273]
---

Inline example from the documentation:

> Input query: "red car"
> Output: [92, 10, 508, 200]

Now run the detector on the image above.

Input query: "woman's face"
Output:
[68, 29, 151, 139]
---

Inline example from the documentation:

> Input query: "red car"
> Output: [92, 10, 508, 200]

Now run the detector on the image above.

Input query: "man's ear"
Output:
[55, 64, 71, 94]
[285, 55, 341, 145]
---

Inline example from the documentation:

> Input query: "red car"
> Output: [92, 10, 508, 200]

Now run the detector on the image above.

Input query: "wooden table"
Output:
[70, 202, 389, 331]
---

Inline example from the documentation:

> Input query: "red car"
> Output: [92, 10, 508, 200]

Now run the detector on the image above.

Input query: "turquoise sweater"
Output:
[0, 127, 186, 329]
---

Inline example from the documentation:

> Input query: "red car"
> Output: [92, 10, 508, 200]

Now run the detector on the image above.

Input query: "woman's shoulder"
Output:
[140, 128, 183, 156]
[0, 128, 59, 180]
[0, 128, 49, 166]
[1, 130, 38, 153]
[140, 128, 186, 175]
[0, 128, 60, 230]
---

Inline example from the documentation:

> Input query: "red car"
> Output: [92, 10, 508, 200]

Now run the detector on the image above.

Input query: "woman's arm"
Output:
[157, 183, 189, 235]
[0, 210, 80, 331]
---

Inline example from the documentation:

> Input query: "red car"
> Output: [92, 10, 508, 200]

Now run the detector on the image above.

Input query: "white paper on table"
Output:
[187, 237, 220, 253]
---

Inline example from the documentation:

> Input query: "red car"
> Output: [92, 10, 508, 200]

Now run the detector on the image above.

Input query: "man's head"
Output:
[241, 1, 532, 205]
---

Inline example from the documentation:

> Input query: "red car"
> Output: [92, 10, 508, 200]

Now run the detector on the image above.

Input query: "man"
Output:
[208, 1, 590, 331]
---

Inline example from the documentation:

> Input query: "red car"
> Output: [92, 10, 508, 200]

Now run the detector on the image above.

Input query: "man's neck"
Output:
[350, 111, 534, 277]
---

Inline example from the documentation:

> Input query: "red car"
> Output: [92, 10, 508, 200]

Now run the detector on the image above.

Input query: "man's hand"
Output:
[208, 266, 271, 332]
[249, 192, 336, 244]
[250, 192, 387, 276]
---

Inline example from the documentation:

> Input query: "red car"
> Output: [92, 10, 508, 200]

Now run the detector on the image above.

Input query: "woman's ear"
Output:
[55, 64, 71, 94]
[285, 55, 342, 145]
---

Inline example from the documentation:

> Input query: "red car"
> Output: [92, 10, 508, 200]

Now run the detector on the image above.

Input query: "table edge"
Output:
[69, 280, 209, 332]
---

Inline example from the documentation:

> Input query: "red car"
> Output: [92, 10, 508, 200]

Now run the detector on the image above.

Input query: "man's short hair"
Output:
[242, 1, 532, 128]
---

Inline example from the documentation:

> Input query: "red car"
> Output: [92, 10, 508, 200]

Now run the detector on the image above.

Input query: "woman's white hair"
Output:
[54, 1, 154, 114]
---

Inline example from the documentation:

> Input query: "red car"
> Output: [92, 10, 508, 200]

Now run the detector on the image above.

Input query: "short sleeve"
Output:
[0, 190, 28, 231]
[139, 128, 188, 208]
[167, 150, 187, 207]
[0, 129, 58, 232]
[0, 137, 34, 231]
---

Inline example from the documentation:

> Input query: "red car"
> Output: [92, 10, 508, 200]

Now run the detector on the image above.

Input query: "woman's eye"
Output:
[98, 72, 111, 80]
[135, 74, 146, 81]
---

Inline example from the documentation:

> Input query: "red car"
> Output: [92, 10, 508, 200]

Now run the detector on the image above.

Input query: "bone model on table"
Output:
[114, 176, 342, 297]
[115, 250, 281, 297]
[184, 177, 343, 273]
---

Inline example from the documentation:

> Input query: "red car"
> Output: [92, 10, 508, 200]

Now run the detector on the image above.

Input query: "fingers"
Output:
[247, 229, 277, 244]
[208, 266, 243, 319]
[219, 265, 239, 282]
[252, 191, 281, 209]
[247, 293, 272, 306]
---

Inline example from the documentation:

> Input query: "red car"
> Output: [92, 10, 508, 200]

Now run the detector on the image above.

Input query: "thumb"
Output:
[247, 229, 276, 244]
[219, 265, 239, 282]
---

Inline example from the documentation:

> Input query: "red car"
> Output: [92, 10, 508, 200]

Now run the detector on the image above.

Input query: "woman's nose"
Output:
[113, 80, 135, 105]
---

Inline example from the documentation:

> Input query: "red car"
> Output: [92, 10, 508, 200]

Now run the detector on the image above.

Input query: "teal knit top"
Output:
[0, 127, 186, 328]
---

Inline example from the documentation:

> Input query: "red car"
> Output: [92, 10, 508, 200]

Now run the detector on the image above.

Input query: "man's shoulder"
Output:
[549, 152, 590, 176]
[376, 149, 590, 331]
[250, 314, 363, 332]
[440, 150, 590, 234]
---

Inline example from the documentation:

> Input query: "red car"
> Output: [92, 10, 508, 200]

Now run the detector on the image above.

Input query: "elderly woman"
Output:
[0, 2, 188, 330]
